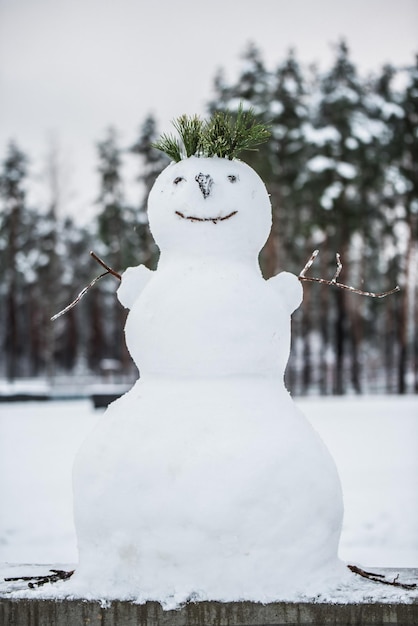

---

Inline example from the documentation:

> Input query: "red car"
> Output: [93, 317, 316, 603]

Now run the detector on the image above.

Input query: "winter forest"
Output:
[1, 42, 417, 395]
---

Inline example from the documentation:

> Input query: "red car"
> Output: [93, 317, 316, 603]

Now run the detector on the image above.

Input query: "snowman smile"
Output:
[175, 210, 238, 224]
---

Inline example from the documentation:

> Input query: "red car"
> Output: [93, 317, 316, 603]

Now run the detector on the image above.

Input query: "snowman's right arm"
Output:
[267, 271, 303, 314]
[117, 265, 153, 310]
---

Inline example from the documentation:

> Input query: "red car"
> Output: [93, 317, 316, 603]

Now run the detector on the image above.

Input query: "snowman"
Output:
[71, 110, 347, 605]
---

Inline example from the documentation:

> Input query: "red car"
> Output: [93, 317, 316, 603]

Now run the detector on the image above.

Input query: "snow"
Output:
[320, 181, 343, 209]
[324, 85, 360, 105]
[366, 94, 404, 121]
[1, 396, 417, 604]
[300, 396, 418, 569]
[336, 161, 357, 179]
[0, 379, 51, 396]
[387, 165, 413, 195]
[306, 155, 335, 172]
[345, 137, 359, 150]
[282, 76, 299, 95]
[301, 123, 341, 146]
[351, 113, 388, 144]
[0, 401, 99, 564]
[380, 101, 404, 119]
[227, 98, 258, 113]
[306, 156, 356, 180]
[269, 100, 284, 117]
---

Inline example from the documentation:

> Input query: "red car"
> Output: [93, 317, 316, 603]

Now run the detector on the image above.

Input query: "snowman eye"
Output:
[173, 176, 185, 185]
[228, 175, 238, 183]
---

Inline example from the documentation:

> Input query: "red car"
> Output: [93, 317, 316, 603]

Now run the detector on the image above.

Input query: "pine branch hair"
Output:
[152, 105, 270, 162]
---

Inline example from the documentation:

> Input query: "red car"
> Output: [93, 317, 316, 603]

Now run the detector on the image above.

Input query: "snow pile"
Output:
[70, 156, 346, 605]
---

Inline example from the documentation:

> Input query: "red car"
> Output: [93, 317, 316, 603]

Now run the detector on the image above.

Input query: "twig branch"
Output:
[51, 271, 109, 321]
[90, 251, 121, 280]
[332, 253, 342, 283]
[299, 250, 400, 299]
[348, 564, 416, 590]
[299, 248, 319, 278]
[51, 252, 121, 321]
[5, 569, 75, 588]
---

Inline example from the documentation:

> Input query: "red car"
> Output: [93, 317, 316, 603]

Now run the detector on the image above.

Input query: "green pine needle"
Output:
[203, 106, 271, 159]
[172, 115, 204, 158]
[151, 133, 182, 163]
[152, 105, 270, 162]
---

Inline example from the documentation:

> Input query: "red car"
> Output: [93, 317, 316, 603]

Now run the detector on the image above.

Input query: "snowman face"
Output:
[147, 156, 272, 261]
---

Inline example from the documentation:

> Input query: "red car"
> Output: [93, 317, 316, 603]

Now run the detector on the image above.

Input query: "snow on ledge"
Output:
[1, 564, 417, 609]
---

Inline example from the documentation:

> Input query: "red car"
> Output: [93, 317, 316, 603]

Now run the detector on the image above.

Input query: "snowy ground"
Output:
[0, 395, 417, 571]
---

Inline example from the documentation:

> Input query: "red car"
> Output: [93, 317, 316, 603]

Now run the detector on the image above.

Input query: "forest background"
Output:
[1, 42, 417, 395]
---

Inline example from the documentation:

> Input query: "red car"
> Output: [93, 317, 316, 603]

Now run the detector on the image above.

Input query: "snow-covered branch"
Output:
[299, 250, 400, 298]
[348, 565, 416, 590]
[50, 252, 121, 321]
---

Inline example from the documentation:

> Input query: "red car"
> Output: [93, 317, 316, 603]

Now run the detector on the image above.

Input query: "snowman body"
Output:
[72, 157, 345, 604]
[125, 257, 291, 378]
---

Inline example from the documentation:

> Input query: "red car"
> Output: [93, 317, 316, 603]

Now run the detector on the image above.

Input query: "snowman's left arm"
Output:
[267, 271, 303, 314]
[117, 265, 153, 310]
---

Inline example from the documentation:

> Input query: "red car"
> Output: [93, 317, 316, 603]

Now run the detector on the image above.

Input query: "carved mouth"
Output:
[175, 210, 238, 224]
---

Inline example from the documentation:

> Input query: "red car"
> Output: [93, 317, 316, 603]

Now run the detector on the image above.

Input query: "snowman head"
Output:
[148, 156, 271, 261]
[148, 108, 272, 262]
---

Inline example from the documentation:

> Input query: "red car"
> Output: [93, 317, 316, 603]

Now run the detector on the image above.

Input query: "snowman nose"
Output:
[195, 173, 213, 199]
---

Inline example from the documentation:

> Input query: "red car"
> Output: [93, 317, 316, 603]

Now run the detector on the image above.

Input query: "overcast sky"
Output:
[1, 0, 417, 222]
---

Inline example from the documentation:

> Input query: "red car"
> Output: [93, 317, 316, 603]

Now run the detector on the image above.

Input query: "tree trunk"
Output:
[318, 250, 330, 395]
[349, 302, 362, 394]
[301, 287, 311, 394]
[397, 221, 415, 394]
[5, 289, 18, 381]
[89, 288, 105, 373]
[5, 206, 19, 381]
[334, 288, 347, 395]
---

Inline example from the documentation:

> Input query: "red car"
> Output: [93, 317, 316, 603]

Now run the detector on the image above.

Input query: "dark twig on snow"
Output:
[51, 251, 121, 321]
[89, 251, 122, 280]
[347, 564, 417, 590]
[299, 250, 400, 298]
[5, 569, 75, 588]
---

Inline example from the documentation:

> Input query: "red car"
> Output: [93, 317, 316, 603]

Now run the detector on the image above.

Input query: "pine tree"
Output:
[0, 141, 31, 380]
[207, 45, 273, 266]
[209, 42, 270, 116]
[266, 50, 311, 271]
[131, 114, 168, 268]
[362, 64, 403, 391]
[301, 41, 372, 394]
[94, 127, 134, 374]
[392, 57, 418, 393]
[207, 42, 271, 164]
[258, 51, 312, 391]
[39, 142, 67, 379]
[96, 127, 128, 267]
[52, 216, 94, 374]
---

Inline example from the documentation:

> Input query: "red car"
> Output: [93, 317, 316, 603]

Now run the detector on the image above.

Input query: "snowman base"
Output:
[71, 375, 347, 606]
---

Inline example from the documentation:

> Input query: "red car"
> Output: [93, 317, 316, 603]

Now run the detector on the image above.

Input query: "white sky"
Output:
[0, 0, 417, 222]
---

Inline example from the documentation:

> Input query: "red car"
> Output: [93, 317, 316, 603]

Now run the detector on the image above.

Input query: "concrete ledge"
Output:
[1, 597, 418, 626]
[1, 568, 417, 625]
